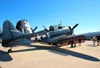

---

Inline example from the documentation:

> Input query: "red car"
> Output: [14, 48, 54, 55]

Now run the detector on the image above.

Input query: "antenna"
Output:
[60, 20, 62, 25]
[58, 20, 62, 26]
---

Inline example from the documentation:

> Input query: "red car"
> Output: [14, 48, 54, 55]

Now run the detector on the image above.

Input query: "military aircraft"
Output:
[16, 19, 79, 42]
[16, 20, 80, 43]
[15, 20, 100, 47]
[1, 19, 100, 53]
[1, 19, 79, 53]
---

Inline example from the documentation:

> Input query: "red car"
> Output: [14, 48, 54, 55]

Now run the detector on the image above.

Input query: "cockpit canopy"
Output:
[49, 24, 63, 31]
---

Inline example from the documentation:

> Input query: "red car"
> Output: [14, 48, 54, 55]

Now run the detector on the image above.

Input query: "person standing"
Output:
[78, 38, 82, 46]
[96, 36, 100, 46]
[70, 39, 76, 48]
[92, 36, 97, 46]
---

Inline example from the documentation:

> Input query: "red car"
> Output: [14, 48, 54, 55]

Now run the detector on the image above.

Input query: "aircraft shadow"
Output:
[49, 47, 100, 62]
[11, 45, 100, 62]
[0, 50, 12, 62]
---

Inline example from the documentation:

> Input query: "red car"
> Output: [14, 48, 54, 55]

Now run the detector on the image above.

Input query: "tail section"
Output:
[2, 20, 23, 47]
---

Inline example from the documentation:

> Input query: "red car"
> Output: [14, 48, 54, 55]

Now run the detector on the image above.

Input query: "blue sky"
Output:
[0, 0, 100, 34]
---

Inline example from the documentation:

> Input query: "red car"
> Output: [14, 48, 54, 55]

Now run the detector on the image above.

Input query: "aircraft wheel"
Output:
[48, 43, 52, 45]
[53, 43, 61, 47]
[8, 49, 12, 53]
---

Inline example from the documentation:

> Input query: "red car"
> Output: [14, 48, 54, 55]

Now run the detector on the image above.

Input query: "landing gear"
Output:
[53, 43, 61, 47]
[8, 49, 12, 53]
[70, 43, 76, 48]
[48, 43, 52, 45]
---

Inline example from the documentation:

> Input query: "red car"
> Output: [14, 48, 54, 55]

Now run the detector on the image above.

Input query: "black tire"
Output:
[8, 49, 12, 53]
[53, 43, 61, 47]
[48, 43, 52, 45]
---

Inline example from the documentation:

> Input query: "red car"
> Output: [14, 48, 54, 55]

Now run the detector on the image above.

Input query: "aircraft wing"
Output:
[41, 35, 67, 43]
[56, 31, 100, 45]
[40, 31, 100, 46]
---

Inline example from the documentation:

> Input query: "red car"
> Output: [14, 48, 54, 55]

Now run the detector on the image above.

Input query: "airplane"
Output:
[15, 19, 79, 41]
[1, 19, 79, 53]
[1, 19, 100, 53]
[14, 20, 100, 47]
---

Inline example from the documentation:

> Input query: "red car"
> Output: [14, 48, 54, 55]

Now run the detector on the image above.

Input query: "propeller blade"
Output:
[43, 26, 49, 32]
[68, 26, 72, 30]
[72, 23, 79, 30]
[32, 26, 37, 32]
[31, 26, 37, 32]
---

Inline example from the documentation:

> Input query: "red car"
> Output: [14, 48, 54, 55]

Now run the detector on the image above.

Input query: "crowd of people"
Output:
[69, 36, 100, 48]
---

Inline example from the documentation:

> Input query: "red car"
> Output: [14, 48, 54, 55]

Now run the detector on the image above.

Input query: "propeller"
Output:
[68, 23, 79, 34]
[72, 23, 79, 30]
[31, 26, 37, 32]
[43, 26, 49, 32]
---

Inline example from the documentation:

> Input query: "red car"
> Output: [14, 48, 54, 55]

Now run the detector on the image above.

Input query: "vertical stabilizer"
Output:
[2, 20, 23, 47]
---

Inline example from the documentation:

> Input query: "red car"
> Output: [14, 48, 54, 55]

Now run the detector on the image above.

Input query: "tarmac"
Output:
[0, 41, 100, 68]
